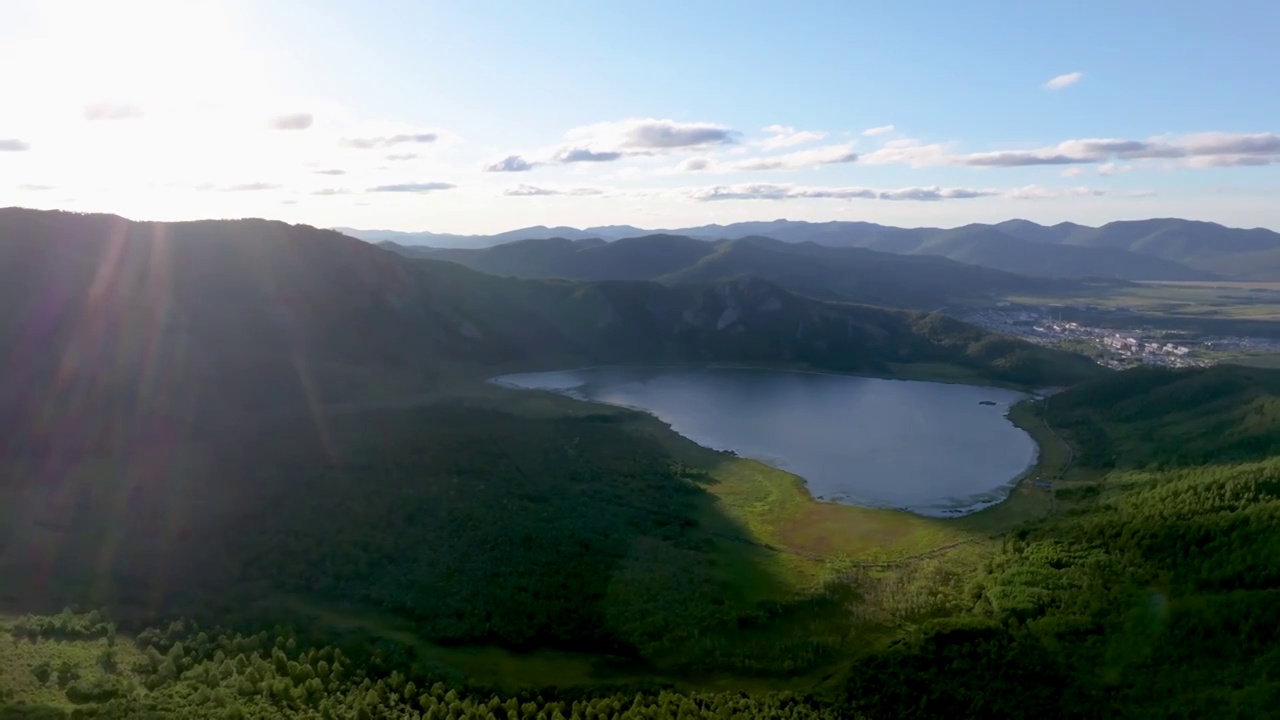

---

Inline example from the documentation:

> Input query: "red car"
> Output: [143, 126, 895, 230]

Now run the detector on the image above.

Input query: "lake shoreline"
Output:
[491, 366, 1041, 519]
[483, 360, 1048, 393]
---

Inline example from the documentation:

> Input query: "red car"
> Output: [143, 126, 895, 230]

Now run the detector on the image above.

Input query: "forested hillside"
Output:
[838, 365, 1280, 718]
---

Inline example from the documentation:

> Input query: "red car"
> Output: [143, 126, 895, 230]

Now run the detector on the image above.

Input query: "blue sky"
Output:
[2, 0, 1278, 232]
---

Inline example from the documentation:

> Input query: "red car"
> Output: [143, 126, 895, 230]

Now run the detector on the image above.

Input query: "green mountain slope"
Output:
[1023, 219, 1280, 279]
[837, 365, 1280, 718]
[381, 232, 1082, 310]
[916, 226, 1213, 280]
[1046, 364, 1280, 468]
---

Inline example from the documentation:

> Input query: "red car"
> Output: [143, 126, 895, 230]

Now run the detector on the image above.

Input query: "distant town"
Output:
[964, 304, 1280, 370]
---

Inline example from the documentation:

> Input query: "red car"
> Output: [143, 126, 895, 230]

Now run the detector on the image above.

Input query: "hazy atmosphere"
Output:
[2, 0, 1278, 232]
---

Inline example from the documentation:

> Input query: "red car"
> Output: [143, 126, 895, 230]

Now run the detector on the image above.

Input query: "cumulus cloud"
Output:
[731, 143, 858, 171]
[311, 188, 350, 196]
[759, 125, 827, 150]
[504, 184, 603, 197]
[484, 155, 536, 172]
[342, 133, 438, 149]
[84, 102, 144, 121]
[862, 124, 896, 137]
[553, 147, 624, 163]
[1045, 71, 1083, 90]
[688, 183, 998, 202]
[386, 153, 419, 161]
[1061, 167, 1085, 177]
[679, 157, 711, 172]
[314, 168, 346, 175]
[0, 139, 31, 151]
[18, 183, 54, 191]
[270, 113, 313, 130]
[367, 182, 455, 193]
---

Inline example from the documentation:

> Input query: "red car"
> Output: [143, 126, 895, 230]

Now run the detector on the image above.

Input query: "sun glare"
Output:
[33, 0, 262, 104]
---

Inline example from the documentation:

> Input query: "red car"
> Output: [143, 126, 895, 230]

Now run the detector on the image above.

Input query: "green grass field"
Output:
[1007, 280, 1280, 320]
[1226, 352, 1280, 369]
[0, 614, 147, 713]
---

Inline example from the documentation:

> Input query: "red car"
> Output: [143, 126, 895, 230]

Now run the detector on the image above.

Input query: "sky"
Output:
[2, 0, 1279, 233]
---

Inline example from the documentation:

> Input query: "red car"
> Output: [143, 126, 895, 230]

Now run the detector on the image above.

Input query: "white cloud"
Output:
[207, 182, 281, 192]
[862, 124, 896, 137]
[1045, 72, 1083, 90]
[688, 183, 998, 202]
[341, 132, 438, 149]
[504, 185, 604, 197]
[1096, 163, 1134, 176]
[963, 150, 1093, 167]
[1061, 167, 1085, 177]
[85, 102, 144, 121]
[0, 139, 31, 152]
[686, 182, 1130, 203]
[678, 157, 711, 172]
[758, 125, 827, 149]
[730, 144, 858, 171]
[552, 147, 624, 163]
[484, 155, 536, 172]
[859, 139, 952, 167]
[367, 182, 455, 193]
[864, 132, 1280, 169]
[1006, 185, 1109, 199]
[269, 113, 313, 130]
[486, 119, 736, 173]
[566, 118, 737, 150]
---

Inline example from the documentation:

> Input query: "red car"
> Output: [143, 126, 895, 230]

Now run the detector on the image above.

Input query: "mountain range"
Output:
[0, 208, 1101, 450]
[341, 218, 1280, 281]
[379, 233, 1080, 311]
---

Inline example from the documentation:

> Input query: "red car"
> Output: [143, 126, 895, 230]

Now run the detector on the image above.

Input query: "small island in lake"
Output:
[979, 400, 998, 406]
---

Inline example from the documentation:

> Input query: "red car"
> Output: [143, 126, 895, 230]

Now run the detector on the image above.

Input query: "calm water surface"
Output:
[494, 367, 1038, 517]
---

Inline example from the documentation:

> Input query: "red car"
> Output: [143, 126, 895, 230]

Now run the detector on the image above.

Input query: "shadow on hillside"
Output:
[0, 395, 836, 678]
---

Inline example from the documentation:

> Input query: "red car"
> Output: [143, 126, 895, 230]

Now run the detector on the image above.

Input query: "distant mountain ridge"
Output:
[379, 233, 1080, 311]
[346, 218, 1280, 280]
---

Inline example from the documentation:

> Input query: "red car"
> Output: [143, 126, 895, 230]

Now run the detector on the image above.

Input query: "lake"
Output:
[493, 367, 1039, 517]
